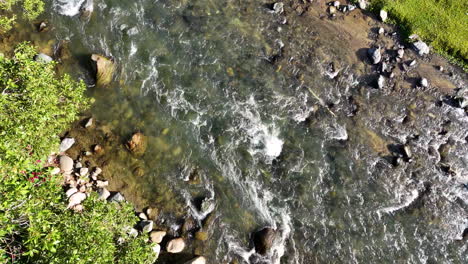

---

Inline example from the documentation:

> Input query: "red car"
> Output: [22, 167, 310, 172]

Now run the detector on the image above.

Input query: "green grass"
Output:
[369, 0, 468, 69]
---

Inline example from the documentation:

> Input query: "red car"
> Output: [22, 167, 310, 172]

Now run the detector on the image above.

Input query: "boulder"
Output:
[413, 41, 429, 55]
[91, 54, 115, 86]
[368, 47, 381, 64]
[59, 138, 75, 152]
[98, 188, 110, 200]
[34, 53, 53, 63]
[380, 10, 388, 22]
[59, 155, 74, 172]
[126, 132, 147, 155]
[166, 238, 186, 253]
[185, 256, 206, 264]
[150, 231, 166, 243]
[253, 227, 278, 255]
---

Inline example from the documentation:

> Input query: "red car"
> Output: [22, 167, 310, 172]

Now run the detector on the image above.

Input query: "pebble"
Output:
[59, 138, 75, 152]
[79, 167, 89, 176]
[108, 192, 125, 202]
[66, 187, 78, 198]
[138, 212, 148, 220]
[380, 10, 388, 22]
[75, 162, 82, 169]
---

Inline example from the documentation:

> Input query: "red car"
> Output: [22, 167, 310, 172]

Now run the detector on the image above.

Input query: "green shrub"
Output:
[0, 0, 45, 32]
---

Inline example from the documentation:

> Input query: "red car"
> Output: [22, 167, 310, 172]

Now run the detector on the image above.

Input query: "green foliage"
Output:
[367, 0, 467, 69]
[0, 45, 157, 263]
[0, 0, 44, 32]
[0, 43, 88, 173]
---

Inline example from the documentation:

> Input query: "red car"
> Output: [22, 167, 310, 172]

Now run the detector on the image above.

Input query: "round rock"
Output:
[166, 238, 186, 253]
[59, 155, 74, 172]
[150, 231, 166, 244]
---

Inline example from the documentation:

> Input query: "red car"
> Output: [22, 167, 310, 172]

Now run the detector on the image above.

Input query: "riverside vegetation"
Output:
[0, 3, 158, 263]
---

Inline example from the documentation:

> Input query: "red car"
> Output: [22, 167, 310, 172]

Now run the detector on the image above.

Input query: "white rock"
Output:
[420, 78, 429, 88]
[67, 192, 87, 209]
[333, 1, 340, 7]
[166, 238, 186, 253]
[108, 192, 125, 202]
[96, 180, 109, 188]
[152, 244, 161, 256]
[380, 10, 388, 22]
[358, 0, 367, 9]
[35, 53, 53, 63]
[85, 118, 93, 128]
[348, 5, 356, 11]
[397, 49, 405, 58]
[75, 162, 82, 169]
[138, 212, 148, 220]
[150, 231, 166, 244]
[59, 155, 74, 172]
[94, 167, 102, 175]
[409, 60, 417, 67]
[328, 6, 336, 14]
[185, 256, 207, 264]
[127, 228, 138, 238]
[72, 204, 84, 212]
[59, 138, 75, 152]
[98, 188, 110, 200]
[79, 167, 89, 176]
[66, 187, 78, 197]
[273, 2, 284, 14]
[141, 220, 154, 233]
[413, 40, 429, 55]
[378, 27, 385, 35]
[51, 167, 61, 175]
[377, 75, 386, 89]
[368, 47, 381, 64]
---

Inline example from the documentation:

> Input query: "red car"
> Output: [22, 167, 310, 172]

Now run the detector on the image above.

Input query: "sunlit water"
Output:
[40, 0, 468, 263]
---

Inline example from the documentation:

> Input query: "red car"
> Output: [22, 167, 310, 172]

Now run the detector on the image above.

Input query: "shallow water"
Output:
[40, 0, 468, 263]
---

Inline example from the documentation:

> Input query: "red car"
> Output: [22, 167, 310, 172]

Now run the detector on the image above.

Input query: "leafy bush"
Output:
[0, 45, 157, 263]
[0, 0, 45, 32]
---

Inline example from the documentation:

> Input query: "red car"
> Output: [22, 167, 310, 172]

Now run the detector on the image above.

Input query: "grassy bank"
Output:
[368, 0, 467, 69]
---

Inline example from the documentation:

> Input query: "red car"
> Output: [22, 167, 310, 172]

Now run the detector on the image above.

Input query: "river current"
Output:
[40, 0, 468, 263]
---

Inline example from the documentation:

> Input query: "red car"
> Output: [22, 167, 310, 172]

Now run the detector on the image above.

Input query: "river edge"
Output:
[2, 0, 467, 263]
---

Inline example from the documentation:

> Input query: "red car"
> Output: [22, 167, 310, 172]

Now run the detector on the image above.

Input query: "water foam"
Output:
[54, 0, 86, 16]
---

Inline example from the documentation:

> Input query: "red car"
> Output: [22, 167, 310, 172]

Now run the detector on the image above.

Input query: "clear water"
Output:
[40, 0, 468, 263]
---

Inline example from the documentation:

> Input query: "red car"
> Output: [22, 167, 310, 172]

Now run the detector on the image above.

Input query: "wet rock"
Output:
[91, 54, 115, 86]
[108, 192, 125, 202]
[368, 47, 381, 64]
[380, 10, 388, 22]
[182, 216, 198, 234]
[200, 198, 215, 216]
[358, 0, 367, 9]
[59, 155, 74, 172]
[59, 138, 75, 152]
[273, 2, 284, 14]
[420, 78, 429, 88]
[195, 231, 208, 241]
[67, 192, 87, 209]
[34, 53, 53, 63]
[98, 188, 110, 200]
[253, 227, 278, 255]
[413, 41, 429, 55]
[166, 238, 186, 253]
[185, 256, 206, 264]
[377, 75, 386, 89]
[141, 220, 154, 233]
[126, 132, 147, 155]
[150, 231, 166, 243]
[80, 0, 94, 18]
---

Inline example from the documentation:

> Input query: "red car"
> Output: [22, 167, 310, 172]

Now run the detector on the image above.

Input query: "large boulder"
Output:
[126, 132, 147, 155]
[166, 238, 185, 253]
[91, 54, 115, 86]
[252, 227, 278, 255]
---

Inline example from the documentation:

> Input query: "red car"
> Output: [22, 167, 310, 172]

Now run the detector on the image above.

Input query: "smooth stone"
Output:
[34, 53, 53, 63]
[166, 238, 186, 253]
[368, 47, 381, 64]
[184, 256, 206, 264]
[420, 78, 429, 88]
[150, 231, 166, 243]
[59, 138, 75, 152]
[413, 41, 430, 55]
[59, 155, 74, 172]
[79, 167, 89, 176]
[141, 220, 154, 233]
[108, 192, 125, 202]
[139, 212, 148, 220]
[380, 10, 388, 22]
[51, 167, 61, 175]
[128, 228, 138, 238]
[66, 187, 78, 198]
[333, 1, 340, 7]
[98, 188, 110, 200]
[358, 0, 367, 9]
[67, 192, 87, 209]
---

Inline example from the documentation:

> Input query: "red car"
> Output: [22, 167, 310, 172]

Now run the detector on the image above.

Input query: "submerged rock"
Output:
[368, 47, 381, 64]
[59, 138, 75, 152]
[166, 238, 186, 253]
[253, 227, 278, 255]
[126, 132, 147, 155]
[91, 54, 115, 86]
[413, 41, 430, 55]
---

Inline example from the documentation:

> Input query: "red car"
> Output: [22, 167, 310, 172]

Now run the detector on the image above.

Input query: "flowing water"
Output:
[38, 0, 468, 263]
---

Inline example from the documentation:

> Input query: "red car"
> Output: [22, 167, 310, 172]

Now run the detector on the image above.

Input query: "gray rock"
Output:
[380, 10, 388, 22]
[185, 256, 207, 264]
[273, 2, 284, 14]
[413, 41, 429, 55]
[59, 138, 75, 152]
[98, 188, 110, 200]
[368, 47, 382, 64]
[358, 0, 367, 9]
[59, 155, 74, 172]
[108, 192, 125, 202]
[35, 53, 53, 63]
[348, 5, 356, 11]
[377, 75, 386, 89]
[166, 238, 186, 253]
[141, 220, 154, 233]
